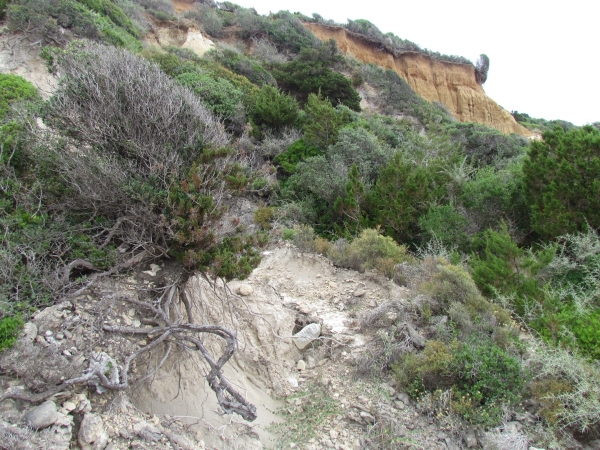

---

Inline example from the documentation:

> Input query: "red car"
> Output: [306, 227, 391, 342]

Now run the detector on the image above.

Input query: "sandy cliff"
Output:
[304, 23, 531, 137]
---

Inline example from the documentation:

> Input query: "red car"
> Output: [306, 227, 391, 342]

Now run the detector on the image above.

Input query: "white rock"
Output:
[237, 284, 253, 296]
[292, 323, 321, 350]
[62, 401, 77, 412]
[79, 413, 109, 450]
[288, 377, 298, 388]
[296, 360, 306, 371]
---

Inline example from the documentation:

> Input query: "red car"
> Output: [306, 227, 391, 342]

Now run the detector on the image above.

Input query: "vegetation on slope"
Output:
[1, 0, 599, 446]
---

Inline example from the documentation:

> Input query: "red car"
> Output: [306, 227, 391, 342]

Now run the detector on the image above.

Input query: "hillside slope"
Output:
[304, 23, 531, 137]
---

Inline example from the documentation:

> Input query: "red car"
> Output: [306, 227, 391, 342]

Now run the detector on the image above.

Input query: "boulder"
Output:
[24, 400, 59, 430]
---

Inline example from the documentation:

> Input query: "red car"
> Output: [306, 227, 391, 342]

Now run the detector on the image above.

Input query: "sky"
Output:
[231, 0, 599, 126]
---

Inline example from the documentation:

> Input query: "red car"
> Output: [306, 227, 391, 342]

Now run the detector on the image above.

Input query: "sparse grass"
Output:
[268, 382, 340, 449]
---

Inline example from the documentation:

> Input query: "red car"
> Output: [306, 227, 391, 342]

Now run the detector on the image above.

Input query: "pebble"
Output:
[237, 284, 253, 296]
[296, 360, 306, 371]
[394, 400, 405, 410]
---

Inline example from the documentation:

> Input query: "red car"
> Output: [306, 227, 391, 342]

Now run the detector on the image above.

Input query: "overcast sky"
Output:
[231, 0, 599, 126]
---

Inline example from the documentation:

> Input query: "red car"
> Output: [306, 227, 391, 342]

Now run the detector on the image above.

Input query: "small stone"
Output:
[386, 385, 396, 397]
[329, 282, 338, 289]
[296, 360, 306, 371]
[128, 308, 136, 317]
[45, 330, 54, 336]
[329, 429, 338, 439]
[35, 335, 49, 347]
[63, 329, 73, 339]
[394, 400, 405, 410]
[288, 377, 298, 388]
[62, 401, 77, 412]
[237, 284, 253, 296]
[55, 333, 65, 340]
[353, 288, 367, 297]
[396, 392, 411, 404]
[24, 400, 59, 430]
[62, 350, 72, 357]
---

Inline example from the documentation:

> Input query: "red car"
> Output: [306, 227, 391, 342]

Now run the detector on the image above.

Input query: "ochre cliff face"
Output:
[304, 23, 531, 137]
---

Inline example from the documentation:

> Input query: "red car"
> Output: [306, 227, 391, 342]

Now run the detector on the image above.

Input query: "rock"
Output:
[386, 385, 396, 397]
[165, 432, 196, 450]
[394, 400, 405, 410]
[288, 377, 299, 388]
[296, 360, 306, 371]
[79, 413, 109, 450]
[353, 288, 367, 297]
[462, 428, 478, 448]
[24, 400, 59, 430]
[292, 323, 321, 350]
[22, 322, 38, 341]
[87, 352, 119, 393]
[237, 284, 254, 296]
[397, 392, 411, 404]
[529, 447, 546, 450]
[62, 401, 77, 412]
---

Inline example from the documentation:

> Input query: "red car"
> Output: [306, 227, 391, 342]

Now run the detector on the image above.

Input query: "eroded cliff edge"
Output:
[304, 23, 531, 137]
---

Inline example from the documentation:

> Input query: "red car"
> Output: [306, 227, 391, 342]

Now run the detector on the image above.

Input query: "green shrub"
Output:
[0, 75, 39, 120]
[328, 228, 408, 276]
[460, 164, 529, 237]
[282, 228, 296, 241]
[8, 0, 142, 51]
[273, 139, 321, 176]
[418, 204, 470, 251]
[264, 10, 320, 52]
[368, 152, 449, 245]
[209, 48, 276, 86]
[442, 122, 528, 168]
[175, 72, 244, 120]
[524, 125, 600, 239]
[301, 93, 348, 149]
[0, 0, 8, 20]
[274, 39, 361, 111]
[393, 337, 524, 426]
[250, 85, 299, 133]
[0, 316, 24, 351]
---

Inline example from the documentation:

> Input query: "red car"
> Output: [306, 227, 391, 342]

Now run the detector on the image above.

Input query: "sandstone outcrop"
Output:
[304, 23, 532, 137]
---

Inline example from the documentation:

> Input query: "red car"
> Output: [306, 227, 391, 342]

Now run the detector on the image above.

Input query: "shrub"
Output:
[254, 206, 275, 229]
[46, 42, 227, 183]
[393, 337, 523, 426]
[209, 48, 276, 86]
[523, 125, 600, 239]
[274, 39, 361, 111]
[368, 153, 449, 245]
[175, 71, 244, 120]
[249, 85, 299, 133]
[418, 204, 470, 251]
[273, 139, 321, 176]
[531, 344, 600, 431]
[460, 164, 529, 237]
[8, 0, 142, 51]
[302, 93, 348, 149]
[329, 228, 408, 275]
[0, 0, 7, 19]
[442, 122, 528, 169]
[264, 10, 320, 52]
[0, 316, 24, 351]
[0, 75, 39, 120]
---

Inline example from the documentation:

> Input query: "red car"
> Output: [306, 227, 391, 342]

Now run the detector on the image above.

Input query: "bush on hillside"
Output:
[523, 125, 600, 239]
